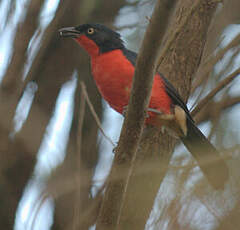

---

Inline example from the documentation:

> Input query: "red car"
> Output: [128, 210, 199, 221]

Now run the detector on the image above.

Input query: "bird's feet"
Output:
[147, 108, 163, 115]
[123, 106, 164, 117]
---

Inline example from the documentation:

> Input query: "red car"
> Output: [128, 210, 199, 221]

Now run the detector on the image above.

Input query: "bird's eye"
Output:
[87, 28, 95, 34]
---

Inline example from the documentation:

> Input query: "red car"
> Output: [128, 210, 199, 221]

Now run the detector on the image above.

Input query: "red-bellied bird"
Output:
[59, 23, 228, 189]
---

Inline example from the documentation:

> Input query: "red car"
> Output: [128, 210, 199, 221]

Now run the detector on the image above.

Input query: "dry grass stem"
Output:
[80, 81, 115, 147]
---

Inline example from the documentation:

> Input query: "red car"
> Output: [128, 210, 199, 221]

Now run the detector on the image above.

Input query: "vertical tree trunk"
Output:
[96, 1, 219, 229]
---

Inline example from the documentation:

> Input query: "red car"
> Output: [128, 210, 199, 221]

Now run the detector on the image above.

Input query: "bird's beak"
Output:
[58, 27, 81, 38]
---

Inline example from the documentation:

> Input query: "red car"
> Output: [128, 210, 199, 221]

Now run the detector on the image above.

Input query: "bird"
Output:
[59, 23, 228, 189]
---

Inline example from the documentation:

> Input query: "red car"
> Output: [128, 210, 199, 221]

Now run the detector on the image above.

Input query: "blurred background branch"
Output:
[0, 0, 239, 230]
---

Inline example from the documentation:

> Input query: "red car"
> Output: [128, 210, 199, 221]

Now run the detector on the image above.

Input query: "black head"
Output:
[59, 23, 124, 53]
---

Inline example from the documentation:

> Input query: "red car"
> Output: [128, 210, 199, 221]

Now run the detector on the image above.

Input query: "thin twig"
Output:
[190, 35, 240, 110]
[72, 81, 86, 230]
[192, 32, 240, 92]
[192, 67, 240, 116]
[80, 81, 115, 147]
[195, 96, 240, 124]
[185, 44, 239, 111]
[190, 75, 210, 111]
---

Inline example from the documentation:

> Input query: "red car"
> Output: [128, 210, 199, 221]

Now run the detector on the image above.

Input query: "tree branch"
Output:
[192, 67, 240, 116]
[192, 32, 240, 92]
[195, 96, 240, 124]
[96, 0, 177, 229]
[112, 1, 220, 229]
[96, 0, 220, 229]
[72, 82, 86, 230]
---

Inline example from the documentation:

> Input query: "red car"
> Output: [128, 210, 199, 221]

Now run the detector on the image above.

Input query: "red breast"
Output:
[91, 49, 134, 113]
[75, 35, 172, 123]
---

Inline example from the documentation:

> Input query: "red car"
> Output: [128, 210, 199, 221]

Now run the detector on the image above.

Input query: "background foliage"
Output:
[0, 0, 240, 229]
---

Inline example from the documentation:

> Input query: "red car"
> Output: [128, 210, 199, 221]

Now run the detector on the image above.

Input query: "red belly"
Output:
[91, 49, 172, 120]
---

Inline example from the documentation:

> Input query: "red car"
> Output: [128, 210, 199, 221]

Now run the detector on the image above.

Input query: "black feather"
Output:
[122, 49, 191, 117]
[75, 23, 124, 53]
[181, 118, 229, 189]
[122, 48, 228, 189]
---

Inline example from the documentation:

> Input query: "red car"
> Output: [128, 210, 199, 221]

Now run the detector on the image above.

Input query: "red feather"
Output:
[59, 25, 228, 189]
[75, 35, 172, 123]
[91, 48, 172, 125]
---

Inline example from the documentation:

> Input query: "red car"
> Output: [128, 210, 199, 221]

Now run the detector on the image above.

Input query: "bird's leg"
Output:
[147, 108, 163, 115]
[123, 106, 153, 118]
[148, 108, 174, 120]
[147, 108, 165, 133]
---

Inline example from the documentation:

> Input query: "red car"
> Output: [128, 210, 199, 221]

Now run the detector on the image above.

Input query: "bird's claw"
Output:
[147, 108, 163, 115]
[122, 107, 162, 118]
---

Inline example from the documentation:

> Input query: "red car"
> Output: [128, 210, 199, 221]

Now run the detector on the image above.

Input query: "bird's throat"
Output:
[75, 35, 99, 57]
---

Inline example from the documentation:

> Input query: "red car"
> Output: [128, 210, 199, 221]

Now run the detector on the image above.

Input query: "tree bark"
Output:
[96, 0, 219, 229]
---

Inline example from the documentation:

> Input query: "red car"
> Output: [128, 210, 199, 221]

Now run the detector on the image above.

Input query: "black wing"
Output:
[122, 48, 193, 121]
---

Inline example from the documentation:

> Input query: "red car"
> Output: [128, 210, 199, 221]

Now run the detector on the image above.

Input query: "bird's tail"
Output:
[180, 118, 229, 189]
